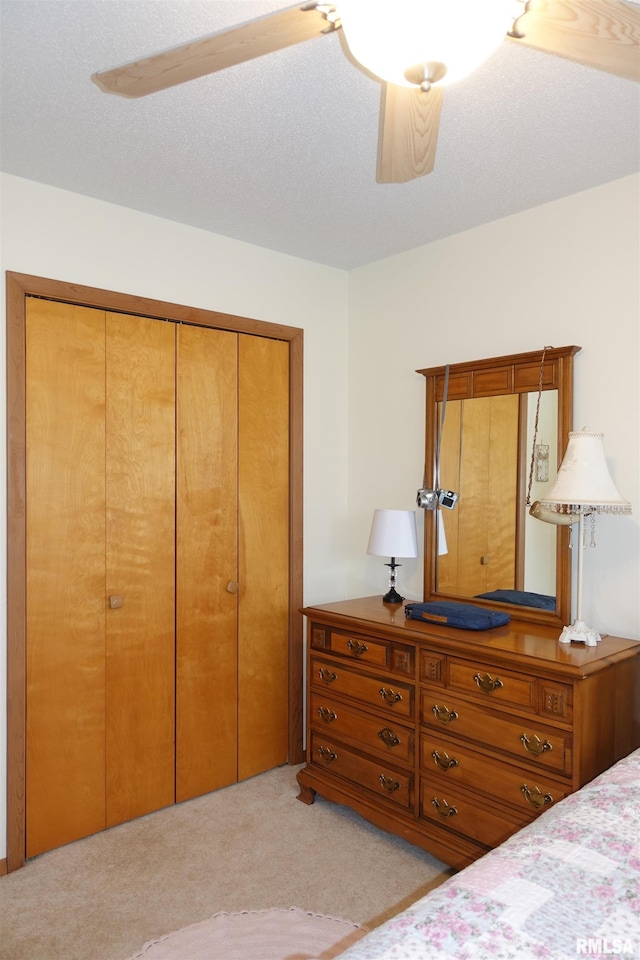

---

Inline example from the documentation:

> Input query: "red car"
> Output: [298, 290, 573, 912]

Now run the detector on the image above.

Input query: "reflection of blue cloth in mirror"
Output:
[475, 589, 555, 610]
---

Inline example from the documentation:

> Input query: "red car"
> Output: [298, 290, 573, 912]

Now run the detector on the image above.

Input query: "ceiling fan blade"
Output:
[92, 3, 338, 98]
[508, 0, 639, 82]
[377, 84, 444, 184]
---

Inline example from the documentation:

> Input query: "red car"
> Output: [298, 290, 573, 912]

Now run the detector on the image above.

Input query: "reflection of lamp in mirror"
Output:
[537, 429, 631, 645]
[367, 509, 418, 604]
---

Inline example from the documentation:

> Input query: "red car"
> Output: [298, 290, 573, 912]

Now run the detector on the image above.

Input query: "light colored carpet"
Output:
[124, 907, 367, 960]
[1, 764, 452, 960]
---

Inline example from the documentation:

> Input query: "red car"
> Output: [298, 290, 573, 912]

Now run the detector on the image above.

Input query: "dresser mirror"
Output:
[418, 346, 581, 627]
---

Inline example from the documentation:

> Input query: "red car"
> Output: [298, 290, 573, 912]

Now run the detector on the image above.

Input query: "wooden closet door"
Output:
[105, 313, 176, 827]
[176, 325, 238, 802]
[25, 300, 292, 854]
[238, 335, 289, 780]
[26, 299, 107, 859]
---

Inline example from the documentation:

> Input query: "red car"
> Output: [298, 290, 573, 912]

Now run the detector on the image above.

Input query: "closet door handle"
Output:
[226, 581, 239, 594]
[108, 595, 124, 609]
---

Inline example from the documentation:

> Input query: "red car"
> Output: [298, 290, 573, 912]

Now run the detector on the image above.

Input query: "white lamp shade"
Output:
[367, 509, 418, 558]
[339, 0, 512, 88]
[539, 429, 631, 516]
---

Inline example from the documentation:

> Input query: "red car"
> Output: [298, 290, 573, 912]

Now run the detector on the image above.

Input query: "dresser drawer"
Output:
[310, 692, 415, 766]
[421, 733, 570, 814]
[448, 658, 537, 711]
[311, 656, 414, 718]
[310, 732, 414, 810]
[419, 776, 523, 848]
[420, 689, 571, 774]
[310, 623, 414, 676]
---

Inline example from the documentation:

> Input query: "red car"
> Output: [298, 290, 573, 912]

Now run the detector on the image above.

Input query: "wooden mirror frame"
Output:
[418, 346, 581, 629]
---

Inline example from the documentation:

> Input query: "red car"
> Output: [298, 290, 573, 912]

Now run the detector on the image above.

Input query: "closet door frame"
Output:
[5, 270, 304, 874]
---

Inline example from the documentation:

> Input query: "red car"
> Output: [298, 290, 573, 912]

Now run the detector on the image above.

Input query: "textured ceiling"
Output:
[1, 1, 639, 270]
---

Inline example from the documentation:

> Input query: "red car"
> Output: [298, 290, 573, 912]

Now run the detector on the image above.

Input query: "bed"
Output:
[334, 748, 640, 960]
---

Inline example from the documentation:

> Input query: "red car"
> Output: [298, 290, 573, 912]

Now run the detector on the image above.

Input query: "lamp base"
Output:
[558, 619, 601, 646]
[382, 587, 404, 604]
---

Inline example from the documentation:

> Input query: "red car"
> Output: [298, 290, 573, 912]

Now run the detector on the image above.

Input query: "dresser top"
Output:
[302, 596, 640, 677]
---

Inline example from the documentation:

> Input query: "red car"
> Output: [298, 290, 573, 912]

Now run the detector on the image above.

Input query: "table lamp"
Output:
[367, 508, 418, 603]
[537, 428, 631, 645]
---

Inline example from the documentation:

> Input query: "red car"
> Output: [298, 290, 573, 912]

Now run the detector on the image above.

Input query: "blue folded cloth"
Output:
[405, 601, 510, 630]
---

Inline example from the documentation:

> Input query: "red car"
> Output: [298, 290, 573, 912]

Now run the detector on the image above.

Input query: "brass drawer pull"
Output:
[432, 797, 458, 819]
[379, 687, 403, 706]
[378, 727, 401, 749]
[520, 733, 552, 756]
[317, 706, 337, 723]
[318, 745, 337, 763]
[432, 704, 458, 724]
[521, 784, 553, 809]
[346, 638, 369, 657]
[379, 775, 400, 793]
[474, 672, 504, 694]
[432, 749, 459, 771]
[318, 668, 337, 684]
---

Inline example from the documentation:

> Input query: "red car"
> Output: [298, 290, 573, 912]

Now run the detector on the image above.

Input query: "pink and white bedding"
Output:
[335, 749, 640, 959]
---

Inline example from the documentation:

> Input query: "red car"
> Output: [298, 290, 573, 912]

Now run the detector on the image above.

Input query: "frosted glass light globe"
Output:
[339, 1, 513, 88]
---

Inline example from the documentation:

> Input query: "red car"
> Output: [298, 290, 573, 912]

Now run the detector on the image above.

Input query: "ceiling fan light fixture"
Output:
[339, 0, 514, 88]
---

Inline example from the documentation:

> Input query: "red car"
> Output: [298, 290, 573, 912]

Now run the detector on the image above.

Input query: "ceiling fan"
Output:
[92, 0, 640, 184]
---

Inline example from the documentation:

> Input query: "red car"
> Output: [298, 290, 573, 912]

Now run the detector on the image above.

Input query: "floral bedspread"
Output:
[334, 749, 640, 960]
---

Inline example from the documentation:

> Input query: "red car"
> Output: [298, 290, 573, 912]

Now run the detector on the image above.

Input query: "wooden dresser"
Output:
[296, 596, 640, 869]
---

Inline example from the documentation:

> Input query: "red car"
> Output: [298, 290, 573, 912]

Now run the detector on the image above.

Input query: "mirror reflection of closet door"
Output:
[437, 394, 519, 598]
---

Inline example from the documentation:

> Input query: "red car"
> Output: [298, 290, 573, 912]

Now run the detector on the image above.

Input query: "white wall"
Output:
[347, 174, 640, 646]
[0, 173, 350, 862]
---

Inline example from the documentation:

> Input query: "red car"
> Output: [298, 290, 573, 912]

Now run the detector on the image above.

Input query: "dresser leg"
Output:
[296, 775, 316, 805]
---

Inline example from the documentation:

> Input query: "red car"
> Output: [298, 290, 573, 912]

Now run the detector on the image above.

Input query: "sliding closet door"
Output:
[26, 300, 107, 858]
[238, 335, 289, 780]
[105, 313, 176, 827]
[176, 325, 239, 802]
